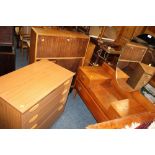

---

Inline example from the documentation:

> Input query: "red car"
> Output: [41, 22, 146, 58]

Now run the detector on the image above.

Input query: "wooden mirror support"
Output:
[116, 42, 155, 92]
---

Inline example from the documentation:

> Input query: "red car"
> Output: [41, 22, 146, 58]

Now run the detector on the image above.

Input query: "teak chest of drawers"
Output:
[0, 60, 74, 129]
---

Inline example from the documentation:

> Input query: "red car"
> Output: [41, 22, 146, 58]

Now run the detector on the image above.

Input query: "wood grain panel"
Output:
[29, 29, 37, 63]
[37, 35, 89, 57]
[0, 97, 21, 129]
[0, 60, 74, 113]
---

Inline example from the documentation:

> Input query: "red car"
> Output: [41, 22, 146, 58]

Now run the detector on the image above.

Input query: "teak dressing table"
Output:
[75, 63, 155, 128]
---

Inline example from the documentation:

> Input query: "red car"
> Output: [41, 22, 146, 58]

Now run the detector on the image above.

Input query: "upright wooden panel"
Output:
[37, 36, 89, 57]
[29, 29, 37, 63]
[84, 42, 95, 66]
[0, 98, 21, 129]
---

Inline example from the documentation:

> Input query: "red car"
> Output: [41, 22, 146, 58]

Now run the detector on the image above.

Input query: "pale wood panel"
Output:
[0, 97, 21, 128]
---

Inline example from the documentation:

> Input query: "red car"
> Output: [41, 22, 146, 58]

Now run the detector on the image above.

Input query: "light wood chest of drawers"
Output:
[0, 60, 74, 128]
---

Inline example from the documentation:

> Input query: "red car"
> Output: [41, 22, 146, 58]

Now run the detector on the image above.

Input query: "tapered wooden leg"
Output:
[73, 88, 77, 98]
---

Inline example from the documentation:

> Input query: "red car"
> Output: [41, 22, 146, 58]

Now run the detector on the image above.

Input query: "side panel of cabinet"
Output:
[29, 29, 37, 64]
[0, 98, 21, 129]
[37, 35, 89, 57]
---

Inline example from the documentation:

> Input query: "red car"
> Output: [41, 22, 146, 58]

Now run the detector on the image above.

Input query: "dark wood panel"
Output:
[37, 58, 83, 73]
[29, 29, 37, 63]
[37, 35, 89, 57]
[0, 26, 14, 46]
[0, 53, 15, 76]
[55, 59, 82, 73]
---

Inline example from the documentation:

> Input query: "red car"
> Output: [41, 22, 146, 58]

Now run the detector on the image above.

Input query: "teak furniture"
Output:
[29, 27, 90, 73]
[0, 26, 15, 76]
[117, 42, 155, 91]
[75, 63, 155, 128]
[0, 60, 74, 129]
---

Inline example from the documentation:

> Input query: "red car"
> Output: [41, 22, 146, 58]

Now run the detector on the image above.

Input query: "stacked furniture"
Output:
[0, 26, 15, 76]
[29, 27, 90, 73]
[75, 63, 155, 127]
[0, 60, 74, 129]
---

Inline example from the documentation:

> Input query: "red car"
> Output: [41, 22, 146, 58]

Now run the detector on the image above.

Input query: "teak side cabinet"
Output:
[0, 60, 74, 129]
[29, 27, 90, 73]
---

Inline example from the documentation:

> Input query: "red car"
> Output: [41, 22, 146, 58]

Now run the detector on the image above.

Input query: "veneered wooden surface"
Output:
[87, 112, 155, 129]
[0, 60, 74, 113]
[75, 63, 155, 127]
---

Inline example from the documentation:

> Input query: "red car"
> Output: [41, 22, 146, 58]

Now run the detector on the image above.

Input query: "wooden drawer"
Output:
[75, 79, 109, 122]
[22, 95, 66, 128]
[36, 104, 65, 129]
[77, 69, 89, 86]
[37, 35, 89, 58]
[22, 79, 71, 128]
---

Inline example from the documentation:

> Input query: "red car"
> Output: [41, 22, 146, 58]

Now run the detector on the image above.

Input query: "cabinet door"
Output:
[37, 35, 89, 57]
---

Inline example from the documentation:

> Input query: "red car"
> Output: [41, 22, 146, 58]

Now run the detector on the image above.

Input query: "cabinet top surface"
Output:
[0, 60, 74, 113]
[79, 66, 112, 81]
[32, 27, 89, 39]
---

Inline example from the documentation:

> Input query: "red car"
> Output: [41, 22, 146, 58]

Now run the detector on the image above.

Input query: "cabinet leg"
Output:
[73, 88, 77, 98]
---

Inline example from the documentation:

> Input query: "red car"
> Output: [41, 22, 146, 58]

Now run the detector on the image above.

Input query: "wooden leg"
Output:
[73, 88, 77, 98]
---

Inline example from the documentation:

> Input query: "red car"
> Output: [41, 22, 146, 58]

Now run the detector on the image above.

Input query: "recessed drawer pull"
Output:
[62, 89, 68, 95]
[31, 124, 38, 129]
[29, 114, 39, 123]
[64, 80, 70, 86]
[29, 104, 39, 112]
[58, 105, 64, 111]
[60, 97, 66, 103]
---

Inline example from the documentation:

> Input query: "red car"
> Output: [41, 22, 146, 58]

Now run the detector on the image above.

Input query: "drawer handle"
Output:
[41, 38, 45, 42]
[64, 80, 70, 86]
[67, 38, 70, 42]
[29, 104, 39, 112]
[60, 97, 66, 103]
[31, 124, 38, 129]
[58, 105, 64, 111]
[29, 114, 39, 123]
[62, 89, 68, 95]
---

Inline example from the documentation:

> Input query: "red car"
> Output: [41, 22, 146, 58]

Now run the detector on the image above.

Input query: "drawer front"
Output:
[22, 79, 71, 128]
[23, 96, 66, 128]
[36, 105, 65, 129]
[37, 35, 89, 57]
[76, 70, 90, 87]
[75, 79, 109, 122]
